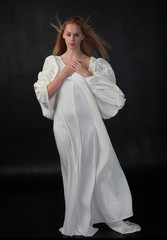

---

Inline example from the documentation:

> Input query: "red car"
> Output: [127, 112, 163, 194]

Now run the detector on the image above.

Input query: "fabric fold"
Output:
[33, 55, 59, 120]
[85, 58, 126, 119]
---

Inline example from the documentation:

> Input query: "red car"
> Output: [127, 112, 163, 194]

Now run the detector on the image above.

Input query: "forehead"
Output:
[64, 23, 82, 33]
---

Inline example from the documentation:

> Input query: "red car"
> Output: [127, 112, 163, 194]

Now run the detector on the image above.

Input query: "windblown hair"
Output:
[51, 16, 111, 60]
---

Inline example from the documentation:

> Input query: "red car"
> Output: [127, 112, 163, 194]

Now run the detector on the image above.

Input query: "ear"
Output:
[62, 32, 65, 39]
[82, 34, 85, 40]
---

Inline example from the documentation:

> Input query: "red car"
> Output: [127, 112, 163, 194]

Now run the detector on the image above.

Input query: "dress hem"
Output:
[59, 213, 134, 237]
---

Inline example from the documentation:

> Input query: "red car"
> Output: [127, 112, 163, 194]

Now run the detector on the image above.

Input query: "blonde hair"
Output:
[51, 16, 111, 60]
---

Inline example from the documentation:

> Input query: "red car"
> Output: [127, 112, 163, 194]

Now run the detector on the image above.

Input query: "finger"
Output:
[70, 64, 77, 71]
[74, 60, 81, 64]
[71, 62, 78, 68]
[71, 63, 79, 70]
[72, 60, 81, 66]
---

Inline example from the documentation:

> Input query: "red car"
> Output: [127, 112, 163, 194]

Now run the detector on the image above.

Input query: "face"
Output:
[63, 23, 84, 49]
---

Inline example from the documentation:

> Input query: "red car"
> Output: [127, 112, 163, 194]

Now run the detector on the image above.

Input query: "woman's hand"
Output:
[61, 63, 75, 78]
[71, 60, 93, 78]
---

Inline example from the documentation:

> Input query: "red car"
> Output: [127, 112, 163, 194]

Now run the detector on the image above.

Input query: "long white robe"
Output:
[34, 55, 133, 237]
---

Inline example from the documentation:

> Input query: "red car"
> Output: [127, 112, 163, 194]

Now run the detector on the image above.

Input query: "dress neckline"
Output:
[56, 55, 93, 72]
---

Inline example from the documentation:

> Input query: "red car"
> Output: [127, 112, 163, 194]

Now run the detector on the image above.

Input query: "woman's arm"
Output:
[47, 64, 75, 99]
[85, 58, 126, 119]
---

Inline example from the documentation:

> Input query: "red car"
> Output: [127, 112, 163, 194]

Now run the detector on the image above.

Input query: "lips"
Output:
[69, 43, 75, 46]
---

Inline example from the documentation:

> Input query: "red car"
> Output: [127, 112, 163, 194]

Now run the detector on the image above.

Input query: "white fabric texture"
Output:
[106, 220, 141, 234]
[34, 55, 134, 237]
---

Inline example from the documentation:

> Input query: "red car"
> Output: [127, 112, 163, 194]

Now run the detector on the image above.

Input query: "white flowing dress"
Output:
[34, 55, 133, 237]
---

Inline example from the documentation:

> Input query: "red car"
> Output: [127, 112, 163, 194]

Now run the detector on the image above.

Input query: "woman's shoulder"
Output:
[44, 54, 55, 61]
[91, 56, 110, 64]
[43, 55, 62, 67]
[90, 56, 111, 69]
[45, 54, 61, 62]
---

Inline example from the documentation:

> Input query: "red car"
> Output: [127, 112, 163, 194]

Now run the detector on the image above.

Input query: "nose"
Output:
[70, 35, 75, 42]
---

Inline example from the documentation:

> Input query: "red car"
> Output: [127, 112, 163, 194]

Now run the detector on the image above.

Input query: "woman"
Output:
[34, 16, 141, 237]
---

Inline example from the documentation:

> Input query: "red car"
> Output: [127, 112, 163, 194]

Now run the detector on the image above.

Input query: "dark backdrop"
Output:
[0, 0, 165, 182]
[0, 0, 166, 176]
[0, 0, 166, 238]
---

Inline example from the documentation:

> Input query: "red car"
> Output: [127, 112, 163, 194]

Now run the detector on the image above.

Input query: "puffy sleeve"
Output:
[33, 55, 59, 120]
[85, 58, 126, 119]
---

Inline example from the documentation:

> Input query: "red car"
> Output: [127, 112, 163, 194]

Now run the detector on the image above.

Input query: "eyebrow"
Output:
[66, 31, 81, 34]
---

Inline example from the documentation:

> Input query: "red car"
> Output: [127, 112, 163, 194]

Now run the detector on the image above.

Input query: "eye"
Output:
[75, 34, 80, 37]
[66, 33, 71, 36]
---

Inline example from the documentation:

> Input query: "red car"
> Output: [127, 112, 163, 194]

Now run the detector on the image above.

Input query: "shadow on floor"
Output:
[0, 165, 166, 239]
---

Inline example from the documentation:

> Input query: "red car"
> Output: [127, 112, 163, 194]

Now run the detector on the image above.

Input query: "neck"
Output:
[64, 48, 83, 59]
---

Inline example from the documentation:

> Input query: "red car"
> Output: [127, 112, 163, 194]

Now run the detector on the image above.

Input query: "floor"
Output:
[0, 165, 166, 239]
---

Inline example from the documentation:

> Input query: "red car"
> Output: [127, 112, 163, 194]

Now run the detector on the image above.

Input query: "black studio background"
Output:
[0, 0, 166, 238]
